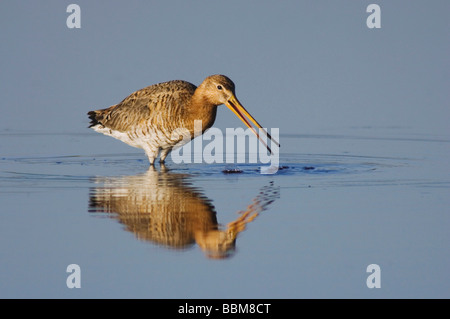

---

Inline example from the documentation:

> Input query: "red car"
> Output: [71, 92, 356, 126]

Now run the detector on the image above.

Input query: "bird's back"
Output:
[88, 80, 197, 132]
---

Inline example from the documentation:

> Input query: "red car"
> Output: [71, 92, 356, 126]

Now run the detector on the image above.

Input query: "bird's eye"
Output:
[217, 85, 223, 90]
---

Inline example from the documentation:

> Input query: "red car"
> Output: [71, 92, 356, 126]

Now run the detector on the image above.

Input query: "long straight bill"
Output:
[226, 95, 279, 155]
[229, 97, 280, 148]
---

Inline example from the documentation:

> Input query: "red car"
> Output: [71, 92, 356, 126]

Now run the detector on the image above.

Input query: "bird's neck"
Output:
[188, 91, 218, 133]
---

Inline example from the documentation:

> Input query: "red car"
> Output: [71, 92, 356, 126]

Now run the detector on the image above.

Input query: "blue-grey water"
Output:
[1, 129, 449, 298]
[1, 0, 449, 299]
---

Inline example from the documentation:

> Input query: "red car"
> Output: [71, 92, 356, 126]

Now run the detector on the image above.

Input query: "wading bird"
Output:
[88, 75, 279, 165]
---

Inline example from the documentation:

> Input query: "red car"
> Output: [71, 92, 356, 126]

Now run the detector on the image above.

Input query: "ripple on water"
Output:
[0, 152, 405, 191]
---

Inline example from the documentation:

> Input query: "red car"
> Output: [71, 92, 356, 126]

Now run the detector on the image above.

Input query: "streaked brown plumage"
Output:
[88, 74, 279, 164]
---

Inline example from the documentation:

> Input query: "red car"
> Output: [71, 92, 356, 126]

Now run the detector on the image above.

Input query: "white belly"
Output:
[91, 124, 192, 151]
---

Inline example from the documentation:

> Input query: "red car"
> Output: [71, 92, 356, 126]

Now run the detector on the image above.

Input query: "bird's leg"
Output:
[143, 145, 159, 166]
[159, 148, 172, 164]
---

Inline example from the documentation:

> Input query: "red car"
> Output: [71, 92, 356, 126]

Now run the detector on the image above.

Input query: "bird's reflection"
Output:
[88, 165, 279, 259]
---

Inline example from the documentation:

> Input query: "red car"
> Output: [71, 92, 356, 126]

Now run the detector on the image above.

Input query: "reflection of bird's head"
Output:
[196, 229, 237, 259]
[196, 182, 279, 259]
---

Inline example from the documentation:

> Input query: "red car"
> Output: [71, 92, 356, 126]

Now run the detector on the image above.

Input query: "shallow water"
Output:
[1, 129, 449, 298]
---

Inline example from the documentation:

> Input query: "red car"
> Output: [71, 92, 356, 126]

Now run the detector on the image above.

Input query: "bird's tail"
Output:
[87, 110, 104, 128]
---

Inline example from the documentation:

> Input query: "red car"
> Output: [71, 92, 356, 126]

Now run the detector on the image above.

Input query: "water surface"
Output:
[1, 129, 449, 298]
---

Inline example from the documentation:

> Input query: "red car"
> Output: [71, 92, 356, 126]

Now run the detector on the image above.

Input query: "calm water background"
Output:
[1, 1, 449, 298]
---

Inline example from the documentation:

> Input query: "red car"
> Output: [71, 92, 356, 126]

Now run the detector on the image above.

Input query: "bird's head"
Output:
[198, 74, 280, 154]
[199, 74, 236, 106]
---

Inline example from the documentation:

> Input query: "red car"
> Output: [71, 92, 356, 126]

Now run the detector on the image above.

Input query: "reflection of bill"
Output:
[88, 166, 279, 259]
